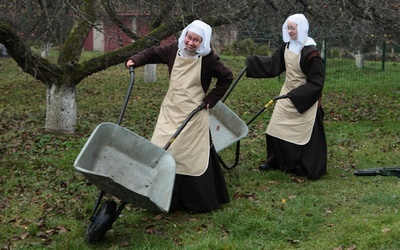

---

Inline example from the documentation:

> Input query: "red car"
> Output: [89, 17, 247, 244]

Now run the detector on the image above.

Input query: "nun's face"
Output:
[185, 31, 203, 51]
[286, 21, 298, 40]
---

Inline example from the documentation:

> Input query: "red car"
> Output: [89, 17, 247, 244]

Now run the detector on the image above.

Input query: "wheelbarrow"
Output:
[74, 67, 248, 243]
[210, 66, 249, 153]
[213, 71, 288, 170]
[218, 94, 288, 169]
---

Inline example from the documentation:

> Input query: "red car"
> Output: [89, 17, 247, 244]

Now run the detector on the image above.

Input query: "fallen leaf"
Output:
[219, 225, 230, 237]
[8, 217, 18, 223]
[245, 193, 256, 201]
[45, 228, 57, 236]
[9, 236, 21, 242]
[56, 226, 68, 234]
[262, 186, 270, 192]
[20, 232, 29, 240]
[155, 214, 165, 220]
[121, 241, 130, 247]
[37, 218, 46, 228]
[287, 238, 300, 243]
[145, 225, 155, 234]
[292, 177, 305, 183]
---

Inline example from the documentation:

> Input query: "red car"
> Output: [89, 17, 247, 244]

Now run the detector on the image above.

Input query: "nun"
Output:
[125, 20, 232, 212]
[245, 14, 327, 180]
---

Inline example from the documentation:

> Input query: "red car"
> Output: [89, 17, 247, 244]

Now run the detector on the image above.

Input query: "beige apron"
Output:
[266, 47, 318, 145]
[151, 51, 210, 176]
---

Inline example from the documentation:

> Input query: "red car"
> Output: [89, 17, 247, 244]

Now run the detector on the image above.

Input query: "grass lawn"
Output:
[0, 54, 399, 249]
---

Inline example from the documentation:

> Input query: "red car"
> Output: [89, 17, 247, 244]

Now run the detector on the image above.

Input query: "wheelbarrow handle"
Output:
[354, 168, 382, 176]
[117, 66, 135, 125]
[163, 102, 207, 150]
[246, 95, 288, 126]
[220, 66, 247, 103]
[263, 94, 288, 110]
[273, 94, 289, 101]
[354, 167, 400, 178]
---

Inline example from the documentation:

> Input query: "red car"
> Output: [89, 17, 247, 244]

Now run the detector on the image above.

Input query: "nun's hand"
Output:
[126, 59, 135, 68]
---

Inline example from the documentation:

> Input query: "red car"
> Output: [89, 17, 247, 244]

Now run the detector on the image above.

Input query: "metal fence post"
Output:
[381, 41, 386, 72]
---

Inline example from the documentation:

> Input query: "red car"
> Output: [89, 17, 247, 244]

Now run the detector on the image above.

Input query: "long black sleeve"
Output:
[287, 53, 325, 114]
[245, 43, 286, 78]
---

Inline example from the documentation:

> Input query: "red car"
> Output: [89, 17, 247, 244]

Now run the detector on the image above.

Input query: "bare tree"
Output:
[0, 0, 257, 133]
[241, 0, 399, 67]
[1, 0, 398, 134]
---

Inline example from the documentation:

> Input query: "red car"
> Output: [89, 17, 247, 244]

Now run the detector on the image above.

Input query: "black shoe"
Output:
[259, 164, 272, 171]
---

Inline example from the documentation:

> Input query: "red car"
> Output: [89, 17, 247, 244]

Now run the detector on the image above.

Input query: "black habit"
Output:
[246, 42, 327, 180]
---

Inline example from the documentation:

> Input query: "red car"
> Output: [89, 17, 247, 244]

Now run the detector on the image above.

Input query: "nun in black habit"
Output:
[245, 14, 327, 180]
[126, 20, 232, 212]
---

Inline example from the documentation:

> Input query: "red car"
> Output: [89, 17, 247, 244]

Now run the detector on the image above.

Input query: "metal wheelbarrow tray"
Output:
[210, 101, 248, 153]
[74, 122, 176, 212]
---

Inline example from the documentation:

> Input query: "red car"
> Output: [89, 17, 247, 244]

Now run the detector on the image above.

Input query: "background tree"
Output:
[1, 0, 399, 134]
[0, 0, 256, 133]
[242, 0, 399, 66]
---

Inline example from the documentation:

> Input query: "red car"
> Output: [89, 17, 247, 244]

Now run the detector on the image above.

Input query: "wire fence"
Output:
[225, 37, 399, 92]
[317, 39, 399, 91]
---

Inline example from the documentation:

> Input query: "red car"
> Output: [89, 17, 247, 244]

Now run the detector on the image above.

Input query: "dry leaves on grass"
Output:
[6, 224, 68, 247]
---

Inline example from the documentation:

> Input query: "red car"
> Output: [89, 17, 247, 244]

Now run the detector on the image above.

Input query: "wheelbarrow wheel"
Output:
[85, 200, 117, 243]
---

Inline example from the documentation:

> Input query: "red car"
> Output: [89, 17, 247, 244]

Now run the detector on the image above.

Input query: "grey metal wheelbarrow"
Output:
[205, 68, 250, 154]
[74, 67, 248, 243]
[213, 67, 288, 169]
[210, 100, 248, 153]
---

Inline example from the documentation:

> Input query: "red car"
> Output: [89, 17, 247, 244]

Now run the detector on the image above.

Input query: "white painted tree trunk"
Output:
[320, 39, 326, 59]
[144, 64, 157, 83]
[41, 43, 51, 58]
[354, 51, 365, 69]
[45, 83, 77, 133]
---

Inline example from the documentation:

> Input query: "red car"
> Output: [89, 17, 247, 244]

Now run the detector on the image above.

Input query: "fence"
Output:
[225, 38, 399, 92]
[319, 39, 399, 91]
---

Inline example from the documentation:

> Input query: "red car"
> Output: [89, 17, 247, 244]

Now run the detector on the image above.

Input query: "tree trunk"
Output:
[354, 51, 365, 69]
[144, 64, 157, 83]
[41, 43, 51, 58]
[320, 39, 326, 60]
[1, 2, 257, 134]
[45, 83, 77, 133]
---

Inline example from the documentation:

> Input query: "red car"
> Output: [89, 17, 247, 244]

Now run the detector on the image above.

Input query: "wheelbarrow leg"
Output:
[90, 190, 105, 220]
[218, 95, 289, 170]
[85, 193, 128, 244]
[114, 202, 127, 219]
[85, 199, 117, 243]
[219, 141, 241, 169]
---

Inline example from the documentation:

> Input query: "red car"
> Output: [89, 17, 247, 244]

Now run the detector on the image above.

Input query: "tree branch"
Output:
[58, 0, 96, 66]
[0, 22, 61, 84]
[77, 3, 258, 82]
[100, 0, 140, 40]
